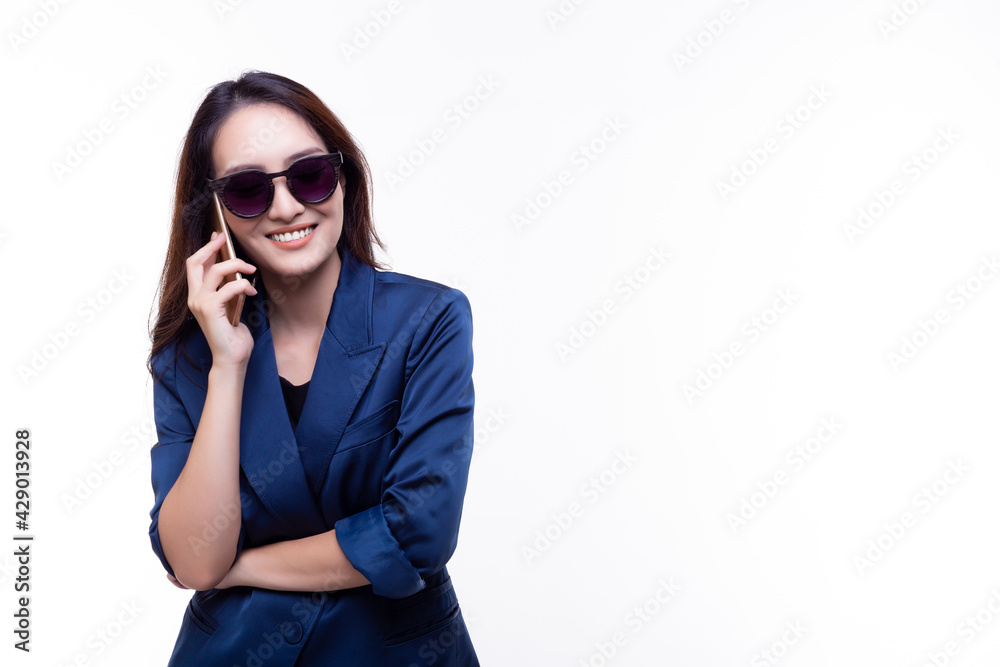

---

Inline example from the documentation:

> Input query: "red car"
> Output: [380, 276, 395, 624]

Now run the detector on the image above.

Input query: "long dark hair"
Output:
[147, 70, 387, 380]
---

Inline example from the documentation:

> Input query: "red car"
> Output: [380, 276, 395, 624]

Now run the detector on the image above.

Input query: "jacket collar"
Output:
[243, 243, 375, 351]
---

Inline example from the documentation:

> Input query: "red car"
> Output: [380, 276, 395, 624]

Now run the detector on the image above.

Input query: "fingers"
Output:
[185, 232, 256, 313]
[185, 231, 228, 296]
[216, 276, 258, 302]
[189, 230, 227, 269]
[188, 269, 258, 322]
[187, 232, 255, 287]
[205, 258, 257, 290]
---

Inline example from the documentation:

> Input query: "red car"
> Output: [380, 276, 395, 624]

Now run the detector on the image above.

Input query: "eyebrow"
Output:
[220, 147, 327, 177]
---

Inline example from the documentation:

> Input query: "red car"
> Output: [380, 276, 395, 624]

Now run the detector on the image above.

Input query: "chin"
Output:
[279, 246, 340, 278]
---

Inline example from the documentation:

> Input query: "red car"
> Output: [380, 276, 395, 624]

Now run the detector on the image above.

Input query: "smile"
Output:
[267, 225, 316, 244]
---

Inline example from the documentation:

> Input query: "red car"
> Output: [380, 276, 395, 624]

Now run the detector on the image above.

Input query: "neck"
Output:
[260, 249, 342, 335]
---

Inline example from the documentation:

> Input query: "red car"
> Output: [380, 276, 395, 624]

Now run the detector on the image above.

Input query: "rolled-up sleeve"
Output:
[148, 346, 245, 578]
[335, 288, 475, 599]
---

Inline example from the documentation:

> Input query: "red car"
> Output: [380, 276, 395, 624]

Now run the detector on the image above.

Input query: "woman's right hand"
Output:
[185, 231, 259, 367]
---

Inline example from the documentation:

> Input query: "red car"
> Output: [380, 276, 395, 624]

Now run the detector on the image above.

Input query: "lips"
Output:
[266, 225, 316, 243]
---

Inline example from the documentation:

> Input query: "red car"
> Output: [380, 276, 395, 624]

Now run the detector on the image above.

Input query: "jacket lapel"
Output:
[239, 245, 385, 532]
[239, 327, 320, 533]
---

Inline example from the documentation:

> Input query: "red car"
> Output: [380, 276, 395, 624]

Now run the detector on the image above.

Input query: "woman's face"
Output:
[210, 102, 344, 284]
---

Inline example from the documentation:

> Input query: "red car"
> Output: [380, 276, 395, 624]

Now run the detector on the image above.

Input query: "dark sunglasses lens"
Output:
[224, 172, 271, 217]
[289, 158, 338, 202]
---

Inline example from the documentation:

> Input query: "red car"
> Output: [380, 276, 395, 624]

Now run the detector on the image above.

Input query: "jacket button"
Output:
[278, 621, 303, 644]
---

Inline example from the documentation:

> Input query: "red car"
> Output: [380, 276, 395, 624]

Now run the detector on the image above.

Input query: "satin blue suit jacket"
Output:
[148, 244, 479, 665]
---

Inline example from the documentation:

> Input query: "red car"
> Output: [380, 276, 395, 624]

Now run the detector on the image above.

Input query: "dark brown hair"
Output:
[147, 70, 386, 380]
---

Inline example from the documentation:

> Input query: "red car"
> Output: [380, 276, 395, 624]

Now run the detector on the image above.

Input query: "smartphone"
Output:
[211, 192, 246, 326]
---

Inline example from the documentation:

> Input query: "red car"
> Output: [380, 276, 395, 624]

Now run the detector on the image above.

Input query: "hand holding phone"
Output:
[211, 193, 248, 326]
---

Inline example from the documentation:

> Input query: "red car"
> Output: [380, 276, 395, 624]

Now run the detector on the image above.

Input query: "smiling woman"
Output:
[145, 70, 480, 666]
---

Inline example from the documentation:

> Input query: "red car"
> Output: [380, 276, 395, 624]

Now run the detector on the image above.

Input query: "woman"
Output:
[146, 70, 479, 665]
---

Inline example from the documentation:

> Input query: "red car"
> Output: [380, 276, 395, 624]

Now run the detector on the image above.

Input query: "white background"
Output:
[2, 1, 999, 665]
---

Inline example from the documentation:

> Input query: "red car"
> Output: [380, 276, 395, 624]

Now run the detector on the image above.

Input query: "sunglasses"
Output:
[206, 152, 344, 218]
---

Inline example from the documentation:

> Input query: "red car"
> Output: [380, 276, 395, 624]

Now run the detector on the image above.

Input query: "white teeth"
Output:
[268, 225, 315, 243]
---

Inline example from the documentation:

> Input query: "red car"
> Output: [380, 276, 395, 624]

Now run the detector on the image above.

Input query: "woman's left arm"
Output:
[213, 529, 369, 592]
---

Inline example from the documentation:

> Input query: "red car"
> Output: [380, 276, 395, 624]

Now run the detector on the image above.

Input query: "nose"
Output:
[266, 175, 305, 221]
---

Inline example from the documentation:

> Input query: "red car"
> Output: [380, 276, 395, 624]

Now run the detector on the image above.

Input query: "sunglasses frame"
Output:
[206, 151, 344, 219]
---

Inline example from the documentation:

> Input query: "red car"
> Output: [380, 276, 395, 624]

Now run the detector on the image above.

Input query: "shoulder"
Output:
[374, 265, 457, 298]
[373, 266, 472, 320]
[369, 267, 473, 347]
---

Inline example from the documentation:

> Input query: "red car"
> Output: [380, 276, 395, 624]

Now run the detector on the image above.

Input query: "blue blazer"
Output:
[148, 244, 479, 665]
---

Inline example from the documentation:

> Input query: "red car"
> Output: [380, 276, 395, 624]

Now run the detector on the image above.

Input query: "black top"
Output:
[278, 375, 310, 433]
[279, 374, 325, 493]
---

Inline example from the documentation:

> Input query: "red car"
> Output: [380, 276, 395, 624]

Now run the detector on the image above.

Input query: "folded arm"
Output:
[214, 528, 369, 592]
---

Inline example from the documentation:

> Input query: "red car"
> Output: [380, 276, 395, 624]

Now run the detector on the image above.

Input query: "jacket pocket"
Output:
[185, 589, 220, 636]
[337, 400, 400, 454]
[384, 574, 460, 646]
[326, 400, 400, 513]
